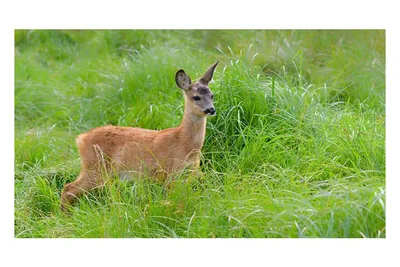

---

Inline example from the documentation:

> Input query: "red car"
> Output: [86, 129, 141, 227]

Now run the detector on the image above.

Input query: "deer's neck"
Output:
[179, 102, 207, 150]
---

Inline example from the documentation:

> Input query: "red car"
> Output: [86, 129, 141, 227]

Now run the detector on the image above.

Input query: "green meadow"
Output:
[14, 30, 385, 238]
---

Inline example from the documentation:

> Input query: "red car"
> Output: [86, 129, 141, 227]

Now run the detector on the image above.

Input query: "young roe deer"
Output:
[60, 61, 219, 211]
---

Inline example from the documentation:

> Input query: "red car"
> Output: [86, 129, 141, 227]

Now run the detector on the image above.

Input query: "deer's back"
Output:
[76, 125, 194, 178]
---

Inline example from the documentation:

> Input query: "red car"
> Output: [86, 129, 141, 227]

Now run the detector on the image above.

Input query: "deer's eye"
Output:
[193, 95, 201, 101]
[211, 94, 214, 100]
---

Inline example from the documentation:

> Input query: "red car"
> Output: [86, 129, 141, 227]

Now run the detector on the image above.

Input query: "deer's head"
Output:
[175, 61, 219, 117]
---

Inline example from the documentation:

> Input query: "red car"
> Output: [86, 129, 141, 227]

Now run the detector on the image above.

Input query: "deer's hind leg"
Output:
[60, 170, 103, 212]
[61, 137, 115, 212]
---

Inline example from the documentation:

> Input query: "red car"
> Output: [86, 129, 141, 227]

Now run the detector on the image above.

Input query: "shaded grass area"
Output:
[15, 30, 385, 238]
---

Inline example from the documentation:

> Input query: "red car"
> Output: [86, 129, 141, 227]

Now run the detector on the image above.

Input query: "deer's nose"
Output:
[204, 107, 216, 115]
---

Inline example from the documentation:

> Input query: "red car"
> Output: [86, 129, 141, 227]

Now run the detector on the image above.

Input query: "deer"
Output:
[60, 61, 219, 211]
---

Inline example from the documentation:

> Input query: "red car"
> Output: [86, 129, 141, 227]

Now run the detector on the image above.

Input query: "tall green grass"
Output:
[14, 30, 385, 238]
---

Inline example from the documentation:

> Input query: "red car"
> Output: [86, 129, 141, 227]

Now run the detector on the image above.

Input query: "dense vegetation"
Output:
[15, 30, 385, 237]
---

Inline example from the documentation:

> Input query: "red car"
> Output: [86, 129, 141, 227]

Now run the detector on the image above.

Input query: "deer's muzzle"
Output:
[204, 107, 216, 115]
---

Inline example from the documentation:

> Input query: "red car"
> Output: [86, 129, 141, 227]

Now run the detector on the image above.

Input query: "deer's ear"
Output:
[175, 69, 192, 90]
[199, 61, 219, 85]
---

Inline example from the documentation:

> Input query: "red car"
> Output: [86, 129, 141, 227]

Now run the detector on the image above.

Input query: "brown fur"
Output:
[60, 61, 219, 211]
